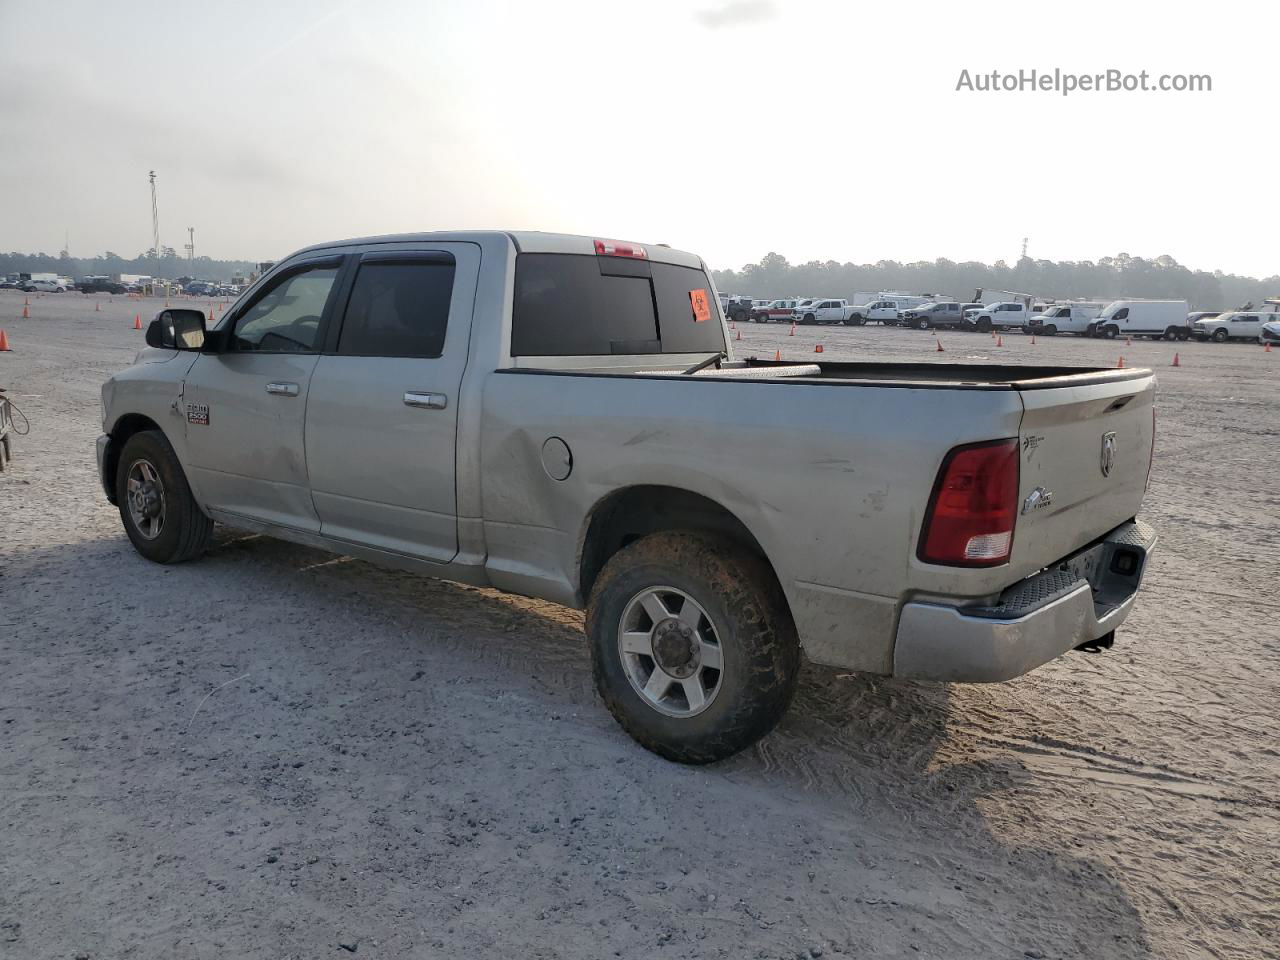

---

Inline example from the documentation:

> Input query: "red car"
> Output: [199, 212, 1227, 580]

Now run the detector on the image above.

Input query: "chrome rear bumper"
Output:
[893, 520, 1156, 682]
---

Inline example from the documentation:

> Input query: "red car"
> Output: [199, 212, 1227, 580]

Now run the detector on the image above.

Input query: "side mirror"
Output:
[145, 308, 207, 350]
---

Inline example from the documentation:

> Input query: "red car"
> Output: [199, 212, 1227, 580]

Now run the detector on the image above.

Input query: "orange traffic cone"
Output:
[207, 307, 215, 322]
[95, 301, 101, 312]
[1117, 356, 1126, 368]
[773, 350, 781, 361]
[1266, 341, 1272, 353]
[815, 343, 824, 353]
[996, 335, 1004, 347]
[133, 314, 142, 330]
[1171, 352, 1181, 367]
[935, 338, 944, 352]
[735, 329, 742, 341]
[789, 323, 796, 337]
[1125, 336, 1132, 346]
[21, 304, 30, 319]
[1030, 335, 1036, 345]
[0, 329, 11, 351]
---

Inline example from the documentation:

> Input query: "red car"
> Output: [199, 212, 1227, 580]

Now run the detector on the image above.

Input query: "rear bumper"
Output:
[893, 519, 1156, 682]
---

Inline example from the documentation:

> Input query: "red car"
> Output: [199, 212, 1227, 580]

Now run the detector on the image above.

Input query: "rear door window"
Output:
[512, 254, 728, 356]
[337, 258, 455, 358]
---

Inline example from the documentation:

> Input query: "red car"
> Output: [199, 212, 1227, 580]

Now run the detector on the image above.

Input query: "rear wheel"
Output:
[587, 532, 800, 764]
[116, 430, 212, 564]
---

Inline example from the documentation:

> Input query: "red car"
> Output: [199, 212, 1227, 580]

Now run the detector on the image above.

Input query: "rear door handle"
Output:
[266, 382, 299, 397]
[403, 391, 448, 410]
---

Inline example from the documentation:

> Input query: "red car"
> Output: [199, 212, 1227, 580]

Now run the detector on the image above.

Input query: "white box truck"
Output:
[1093, 300, 1190, 340]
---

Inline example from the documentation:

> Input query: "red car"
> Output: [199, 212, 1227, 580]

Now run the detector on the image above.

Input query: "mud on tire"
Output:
[587, 531, 800, 764]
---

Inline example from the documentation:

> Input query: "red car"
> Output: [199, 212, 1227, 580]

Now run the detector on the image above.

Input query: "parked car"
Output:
[751, 299, 804, 323]
[724, 296, 756, 324]
[21, 279, 66, 293]
[847, 299, 904, 325]
[900, 301, 973, 330]
[0, 279, 18, 290]
[1259, 319, 1280, 345]
[97, 229, 1158, 764]
[79, 277, 128, 295]
[793, 298, 858, 325]
[1192, 310, 1278, 343]
[1094, 300, 1190, 340]
[964, 302, 1030, 333]
[1025, 303, 1104, 337]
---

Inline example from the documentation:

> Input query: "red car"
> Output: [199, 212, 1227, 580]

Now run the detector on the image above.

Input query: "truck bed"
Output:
[510, 358, 1152, 391]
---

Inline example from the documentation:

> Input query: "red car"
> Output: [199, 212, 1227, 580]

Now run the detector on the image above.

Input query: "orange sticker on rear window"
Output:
[690, 288, 711, 323]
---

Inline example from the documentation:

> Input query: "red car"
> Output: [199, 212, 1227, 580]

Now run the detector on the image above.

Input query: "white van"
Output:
[1026, 303, 1104, 336]
[1093, 300, 1190, 340]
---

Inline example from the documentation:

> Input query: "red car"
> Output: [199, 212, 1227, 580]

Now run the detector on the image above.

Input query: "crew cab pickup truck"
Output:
[899, 302, 983, 330]
[966, 302, 1030, 333]
[794, 298, 858, 325]
[98, 231, 1158, 764]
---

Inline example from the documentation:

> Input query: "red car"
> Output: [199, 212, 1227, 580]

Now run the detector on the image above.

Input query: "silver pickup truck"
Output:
[98, 231, 1157, 763]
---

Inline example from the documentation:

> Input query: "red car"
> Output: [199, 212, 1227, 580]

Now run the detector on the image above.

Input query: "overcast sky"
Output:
[1, 0, 1275, 277]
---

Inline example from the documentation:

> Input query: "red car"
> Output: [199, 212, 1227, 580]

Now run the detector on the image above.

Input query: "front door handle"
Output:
[403, 391, 448, 410]
[266, 382, 299, 397]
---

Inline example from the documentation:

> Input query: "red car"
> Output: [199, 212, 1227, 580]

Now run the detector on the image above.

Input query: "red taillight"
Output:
[593, 238, 648, 259]
[919, 439, 1020, 567]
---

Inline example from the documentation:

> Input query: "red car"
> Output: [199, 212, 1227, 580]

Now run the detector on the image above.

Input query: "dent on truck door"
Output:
[303, 244, 479, 562]
[181, 260, 342, 531]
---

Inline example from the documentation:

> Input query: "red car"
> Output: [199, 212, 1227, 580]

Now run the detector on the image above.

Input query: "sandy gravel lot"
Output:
[1, 291, 1276, 960]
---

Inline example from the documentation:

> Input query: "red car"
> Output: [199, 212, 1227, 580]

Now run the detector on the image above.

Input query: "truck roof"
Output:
[287, 230, 706, 270]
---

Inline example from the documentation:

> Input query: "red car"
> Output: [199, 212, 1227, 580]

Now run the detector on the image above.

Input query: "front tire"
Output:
[1212, 328, 1229, 343]
[116, 430, 213, 564]
[1102, 325, 1119, 339]
[587, 532, 800, 764]
[801, 313, 816, 325]
[1041, 324, 1057, 336]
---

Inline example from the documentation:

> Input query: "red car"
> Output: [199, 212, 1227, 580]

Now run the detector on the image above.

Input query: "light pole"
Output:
[185, 227, 195, 277]
[149, 171, 160, 262]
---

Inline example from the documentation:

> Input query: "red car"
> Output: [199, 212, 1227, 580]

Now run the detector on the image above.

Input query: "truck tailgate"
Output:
[1011, 374, 1155, 577]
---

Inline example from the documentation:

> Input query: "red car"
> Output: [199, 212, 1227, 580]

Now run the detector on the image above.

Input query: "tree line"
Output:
[711, 252, 1279, 311]
[0, 249, 256, 283]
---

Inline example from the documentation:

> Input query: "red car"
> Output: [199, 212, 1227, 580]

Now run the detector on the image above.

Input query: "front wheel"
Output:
[801, 313, 816, 325]
[1041, 324, 1057, 336]
[1102, 325, 1119, 339]
[587, 532, 800, 764]
[976, 317, 992, 333]
[116, 430, 213, 564]
[1212, 328, 1228, 343]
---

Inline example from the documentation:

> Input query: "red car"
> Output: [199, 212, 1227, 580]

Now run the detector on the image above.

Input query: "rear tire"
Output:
[115, 430, 213, 564]
[587, 532, 800, 764]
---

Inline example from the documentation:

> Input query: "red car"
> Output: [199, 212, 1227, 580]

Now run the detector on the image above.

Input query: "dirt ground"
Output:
[1, 291, 1276, 960]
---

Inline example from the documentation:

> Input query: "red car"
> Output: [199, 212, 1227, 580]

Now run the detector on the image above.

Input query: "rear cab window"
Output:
[511, 253, 727, 357]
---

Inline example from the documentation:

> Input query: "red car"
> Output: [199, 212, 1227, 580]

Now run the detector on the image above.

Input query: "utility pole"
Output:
[149, 171, 161, 260]
[185, 227, 195, 277]
[1021, 237, 1029, 261]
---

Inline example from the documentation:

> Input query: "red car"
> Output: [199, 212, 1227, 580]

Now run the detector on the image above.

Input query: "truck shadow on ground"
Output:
[9, 528, 1155, 957]
[211, 531, 1154, 955]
